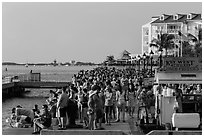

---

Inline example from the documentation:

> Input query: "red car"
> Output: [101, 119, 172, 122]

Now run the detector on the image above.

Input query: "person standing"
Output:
[111, 84, 117, 120]
[87, 86, 97, 130]
[104, 81, 113, 125]
[92, 85, 104, 130]
[127, 83, 136, 118]
[77, 86, 84, 123]
[174, 84, 183, 113]
[81, 88, 89, 128]
[67, 87, 78, 127]
[57, 87, 68, 130]
[115, 84, 121, 122]
[120, 78, 129, 122]
[46, 90, 58, 119]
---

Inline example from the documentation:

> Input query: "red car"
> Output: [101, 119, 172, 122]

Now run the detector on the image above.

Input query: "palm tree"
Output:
[150, 33, 175, 56]
[106, 55, 115, 65]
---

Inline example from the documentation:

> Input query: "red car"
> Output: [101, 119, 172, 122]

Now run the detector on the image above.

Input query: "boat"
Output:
[25, 63, 28, 67]
[53, 59, 57, 66]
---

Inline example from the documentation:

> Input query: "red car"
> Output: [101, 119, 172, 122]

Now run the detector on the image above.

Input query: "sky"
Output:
[2, 2, 202, 64]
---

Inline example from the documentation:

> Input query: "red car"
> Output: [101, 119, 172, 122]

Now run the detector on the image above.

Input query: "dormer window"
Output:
[174, 15, 178, 20]
[187, 14, 192, 19]
[160, 15, 164, 20]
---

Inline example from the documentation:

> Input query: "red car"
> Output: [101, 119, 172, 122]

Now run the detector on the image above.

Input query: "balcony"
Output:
[167, 29, 180, 34]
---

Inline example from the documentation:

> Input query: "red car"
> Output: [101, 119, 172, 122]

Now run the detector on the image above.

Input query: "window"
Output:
[145, 30, 149, 35]
[160, 15, 164, 20]
[174, 15, 178, 20]
[181, 74, 196, 77]
[187, 14, 192, 19]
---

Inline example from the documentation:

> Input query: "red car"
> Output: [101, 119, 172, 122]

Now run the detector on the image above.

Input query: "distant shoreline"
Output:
[2, 62, 99, 66]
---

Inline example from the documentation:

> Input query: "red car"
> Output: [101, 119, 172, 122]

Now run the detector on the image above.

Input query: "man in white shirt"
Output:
[57, 87, 68, 129]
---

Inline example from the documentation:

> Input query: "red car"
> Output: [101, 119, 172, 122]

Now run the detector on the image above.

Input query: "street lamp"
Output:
[137, 55, 141, 74]
[146, 55, 150, 71]
[143, 53, 146, 72]
[133, 56, 136, 66]
[150, 50, 154, 76]
[158, 49, 163, 68]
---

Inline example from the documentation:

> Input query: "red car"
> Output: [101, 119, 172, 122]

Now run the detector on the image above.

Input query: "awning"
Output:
[155, 72, 202, 84]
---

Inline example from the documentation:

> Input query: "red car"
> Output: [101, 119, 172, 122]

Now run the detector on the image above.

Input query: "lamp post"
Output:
[146, 55, 150, 71]
[143, 53, 146, 72]
[137, 55, 141, 74]
[150, 50, 154, 76]
[158, 49, 163, 68]
[133, 56, 136, 67]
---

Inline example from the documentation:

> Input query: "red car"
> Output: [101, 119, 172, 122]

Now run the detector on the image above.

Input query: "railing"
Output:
[2, 76, 13, 84]
[2, 73, 41, 84]
[167, 29, 179, 34]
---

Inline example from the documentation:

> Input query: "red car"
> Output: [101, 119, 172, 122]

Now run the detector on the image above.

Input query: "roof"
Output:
[116, 50, 131, 60]
[191, 14, 202, 20]
[151, 13, 201, 24]
[122, 50, 130, 55]
[121, 55, 131, 60]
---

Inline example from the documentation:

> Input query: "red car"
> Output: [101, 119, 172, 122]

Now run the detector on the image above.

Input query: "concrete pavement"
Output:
[2, 112, 145, 135]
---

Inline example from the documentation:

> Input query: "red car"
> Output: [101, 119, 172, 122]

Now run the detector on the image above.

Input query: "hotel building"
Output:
[142, 13, 202, 56]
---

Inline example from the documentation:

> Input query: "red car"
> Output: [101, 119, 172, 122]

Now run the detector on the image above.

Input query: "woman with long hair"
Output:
[127, 83, 136, 118]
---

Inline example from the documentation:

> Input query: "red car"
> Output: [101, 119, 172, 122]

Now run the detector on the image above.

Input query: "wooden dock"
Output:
[2, 82, 15, 90]
[2, 81, 71, 98]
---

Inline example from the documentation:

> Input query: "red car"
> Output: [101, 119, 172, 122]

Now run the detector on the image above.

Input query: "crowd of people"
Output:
[45, 66, 154, 131]
[9, 66, 202, 134]
[10, 67, 156, 134]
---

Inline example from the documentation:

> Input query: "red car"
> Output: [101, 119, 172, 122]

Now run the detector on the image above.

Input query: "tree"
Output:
[106, 55, 115, 65]
[182, 39, 202, 57]
[150, 33, 175, 56]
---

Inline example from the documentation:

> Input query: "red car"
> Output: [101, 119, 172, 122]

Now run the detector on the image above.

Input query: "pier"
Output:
[2, 73, 70, 98]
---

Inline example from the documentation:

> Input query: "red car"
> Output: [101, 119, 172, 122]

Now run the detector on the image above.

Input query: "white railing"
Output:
[2, 77, 13, 84]
[167, 29, 179, 34]
[2, 73, 41, 84]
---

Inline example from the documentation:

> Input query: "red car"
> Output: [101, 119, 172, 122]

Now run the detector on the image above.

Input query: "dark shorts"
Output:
[59, 107, 67, 117]
[95, 109, 103, 120]
[104, 106, 111, 114]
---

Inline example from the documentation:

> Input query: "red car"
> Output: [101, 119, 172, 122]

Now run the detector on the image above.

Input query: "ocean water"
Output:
[2, 65, 95, 129]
